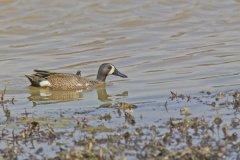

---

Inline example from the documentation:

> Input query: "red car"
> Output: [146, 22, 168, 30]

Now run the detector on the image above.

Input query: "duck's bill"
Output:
[113, 69, 128, 78]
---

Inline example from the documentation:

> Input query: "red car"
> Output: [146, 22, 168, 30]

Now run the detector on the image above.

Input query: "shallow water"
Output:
[0, 0, 240, 158]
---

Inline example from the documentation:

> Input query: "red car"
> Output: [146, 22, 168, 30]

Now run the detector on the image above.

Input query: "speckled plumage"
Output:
[46, 74, 99, 90]
[25, 63, 127, 90]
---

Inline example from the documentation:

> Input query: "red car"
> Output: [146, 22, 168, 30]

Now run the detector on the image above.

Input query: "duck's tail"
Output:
[25, 74, 41, 87]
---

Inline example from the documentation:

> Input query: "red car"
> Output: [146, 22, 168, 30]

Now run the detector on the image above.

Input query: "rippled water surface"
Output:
[0, 0, 240, 111]
[1, 0, 240, 158]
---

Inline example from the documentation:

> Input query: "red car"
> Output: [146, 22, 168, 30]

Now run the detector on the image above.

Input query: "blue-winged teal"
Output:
[25, 63, 127, 90]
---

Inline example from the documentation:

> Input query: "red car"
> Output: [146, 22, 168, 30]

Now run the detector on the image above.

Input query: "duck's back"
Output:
[47, 74, 98, 90]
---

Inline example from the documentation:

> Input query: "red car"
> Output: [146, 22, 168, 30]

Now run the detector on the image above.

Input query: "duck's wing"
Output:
[26, 69, 83, 88]
[34, 69, 82, 77]
[33, 69, 59, 78]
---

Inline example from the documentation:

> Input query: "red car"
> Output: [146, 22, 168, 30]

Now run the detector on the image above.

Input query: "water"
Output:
[0, 0, 240, 114]
[0, 0, 240, 158]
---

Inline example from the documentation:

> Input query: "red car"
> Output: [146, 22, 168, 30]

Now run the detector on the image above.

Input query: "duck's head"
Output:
[97, 63, 128, 82]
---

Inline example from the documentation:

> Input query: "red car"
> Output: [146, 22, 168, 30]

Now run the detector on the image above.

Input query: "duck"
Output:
[25, 63, 128, 90]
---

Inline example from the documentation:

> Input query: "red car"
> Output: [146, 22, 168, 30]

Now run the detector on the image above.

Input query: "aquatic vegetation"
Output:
[1, 88, 240, 159]
[0, 87, 15, 105]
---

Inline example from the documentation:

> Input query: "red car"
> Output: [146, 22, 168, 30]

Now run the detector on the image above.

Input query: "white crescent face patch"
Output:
[108, 64, 115, 75]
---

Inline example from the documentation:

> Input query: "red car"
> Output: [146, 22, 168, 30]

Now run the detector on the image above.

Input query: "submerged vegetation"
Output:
[0, 88, 240, 159]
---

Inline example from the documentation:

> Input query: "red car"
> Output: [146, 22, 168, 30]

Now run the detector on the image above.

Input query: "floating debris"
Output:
[117, 102, 138, 110]
[180, 106, 192, 116]
[99, 113, 111, 121]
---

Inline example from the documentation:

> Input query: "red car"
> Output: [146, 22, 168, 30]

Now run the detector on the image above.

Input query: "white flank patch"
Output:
[108, 65, 115, 75]
[39, 80, 52, 87]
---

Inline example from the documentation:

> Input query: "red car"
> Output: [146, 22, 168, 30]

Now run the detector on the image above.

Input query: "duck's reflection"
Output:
[96, 85, 111, 101]
[27, 85, 128, 105]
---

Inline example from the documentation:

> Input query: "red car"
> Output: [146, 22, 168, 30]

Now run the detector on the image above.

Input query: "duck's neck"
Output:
[97, 74, 107, 82]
